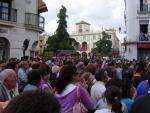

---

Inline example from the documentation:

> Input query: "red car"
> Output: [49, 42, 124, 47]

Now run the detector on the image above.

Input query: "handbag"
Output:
[73, 86, 88, 113]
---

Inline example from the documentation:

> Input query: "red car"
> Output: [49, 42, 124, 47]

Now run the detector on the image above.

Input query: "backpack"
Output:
[73, 86, 88, 113]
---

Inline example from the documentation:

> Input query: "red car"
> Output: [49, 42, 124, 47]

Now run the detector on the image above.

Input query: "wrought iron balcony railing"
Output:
[25, 13, 45, 31]
[137, 4, 150, 14]
[0, 6, 17, 22]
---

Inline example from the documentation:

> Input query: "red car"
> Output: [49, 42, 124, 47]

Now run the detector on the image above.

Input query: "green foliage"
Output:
[46, 5, 77, 52]
[95, 32, 112, 56]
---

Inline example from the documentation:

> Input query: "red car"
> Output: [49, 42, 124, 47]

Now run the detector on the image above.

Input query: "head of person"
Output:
[2, 90, 60, 113]
[122, 68, 133, 79]
[76, 62, 85, 75]
[27, 69, 41, 86]
[56, 65, 78, 94]
[5, 62, 18, 72]
[95, 69, 108, 83]
[31, 62, 40, 70]
[106, 66, 117, 78]
[122, 78, 133, 99]
[52, 65, 60, 75]
[19, 61, 29, 70]
[0, 69, 17, 90]
[105, 86, 123, 113]
[86, 63, 97, 75]
[105, 78, 122, 90]
[81, 72, 95, 89]
[39, 64, 52, 82]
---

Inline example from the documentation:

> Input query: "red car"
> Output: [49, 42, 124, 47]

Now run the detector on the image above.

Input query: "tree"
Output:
[46, 6, 77, 52]
[95, 32, 112, 56]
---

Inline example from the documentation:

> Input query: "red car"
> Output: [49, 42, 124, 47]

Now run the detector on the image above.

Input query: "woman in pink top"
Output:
[55, 65, 95, 113]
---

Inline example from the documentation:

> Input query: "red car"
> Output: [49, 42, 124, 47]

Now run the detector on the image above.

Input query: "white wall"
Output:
[126, 0, 138, 42]
[0, 0, 42, 59]
[125, 44, 137, 60]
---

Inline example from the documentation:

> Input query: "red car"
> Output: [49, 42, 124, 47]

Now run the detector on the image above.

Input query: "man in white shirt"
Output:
[91, 70, 108, 109]
[0, 69, 17, 101]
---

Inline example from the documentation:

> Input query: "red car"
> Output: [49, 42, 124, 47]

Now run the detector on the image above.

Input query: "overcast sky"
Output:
[42, 0, 125, 34]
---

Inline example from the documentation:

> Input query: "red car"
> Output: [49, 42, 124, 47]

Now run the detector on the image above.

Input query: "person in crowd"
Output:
[106, 62, 117, 79]
[85, 64, 97, 93]
[131, 77, 150, 113]
[55, 65, 95, 113]
[132, 67, 143, 88]
[76, 61, 85, 74]
[116, 63, 122, 80]
[91, 69, 108, 110]
[39, 64, 53, 93]
[105, 79, 128, 113]
[50, 65, 60, 88]
[5, 62, 18, 73]
[121, 78, 134, 113]
[2, 90, 60, 113]
[29, 62, 40, 71]
[17, 61, 29, 92]
[81, 72, 96, 92]
[105, 78, 122, 89]
[0, 69, 17, 101]
[95, 86, 123, 113]
[23, 69, 41, 92]
[136, 79, 149, 97]
[5, 61, 19, 96]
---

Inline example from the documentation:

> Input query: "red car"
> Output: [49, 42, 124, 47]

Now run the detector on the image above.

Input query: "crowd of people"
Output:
[0, 56, 149, 113]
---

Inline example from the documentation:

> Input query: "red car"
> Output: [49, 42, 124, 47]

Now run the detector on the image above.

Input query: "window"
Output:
[108, 35, 111, 39]
[79, 29, 82, 33]
[93, 35, 96, 40]
[79, 25, 82, 28]
[99, 34, 101, 39]
[139, 23, 149, 41]
[83, 36, 86, 40]
[140, 0, 148, 11]
[0, 0, 12, 21]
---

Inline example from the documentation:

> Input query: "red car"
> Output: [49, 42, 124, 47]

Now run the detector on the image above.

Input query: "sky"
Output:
[41, 0, 125, 34]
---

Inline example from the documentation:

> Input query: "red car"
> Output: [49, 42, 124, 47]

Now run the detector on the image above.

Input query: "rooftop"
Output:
[76, 21, 91, 25]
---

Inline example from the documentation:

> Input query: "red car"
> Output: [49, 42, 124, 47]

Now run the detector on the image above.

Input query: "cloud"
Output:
[42, 0, 125, 34]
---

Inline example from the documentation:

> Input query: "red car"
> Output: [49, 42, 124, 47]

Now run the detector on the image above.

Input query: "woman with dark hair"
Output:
[55, 65, 95, 113]
[39, 64, 53, 93]
[23, 69, 41, 92]
[5, 61, 18, 73]
[95, 86, 123, 113]
[121, 78, 134, 113]
[2, 90, 60, 113]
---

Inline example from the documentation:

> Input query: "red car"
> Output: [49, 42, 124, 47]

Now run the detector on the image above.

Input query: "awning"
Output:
[38, 0, 48, 13]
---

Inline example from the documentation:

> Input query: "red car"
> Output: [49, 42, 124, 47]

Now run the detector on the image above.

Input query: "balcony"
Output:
[25, 13, 45, 33]
[0, 6, 17, 26]
[138, 33, 150, 42]
[137, 4, 150, 14]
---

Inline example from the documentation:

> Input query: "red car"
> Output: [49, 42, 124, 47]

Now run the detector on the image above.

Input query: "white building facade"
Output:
[0, 0, 47, 60]
[125, 0, 150, 60]
[70, 21, 120, 57]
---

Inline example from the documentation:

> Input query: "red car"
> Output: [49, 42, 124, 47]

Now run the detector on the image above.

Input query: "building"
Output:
[70, 21, 120, 57]
[0, 0, 47, 60]
[36, 32, 51, 56]
[124, 0, 150, 60]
